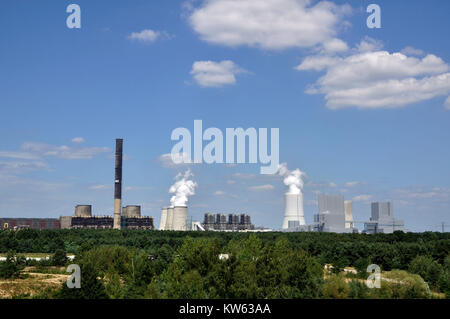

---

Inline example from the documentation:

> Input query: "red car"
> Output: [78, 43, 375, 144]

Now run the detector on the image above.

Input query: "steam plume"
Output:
[277, 163, 306, 194]
[169, 169, 197, 206]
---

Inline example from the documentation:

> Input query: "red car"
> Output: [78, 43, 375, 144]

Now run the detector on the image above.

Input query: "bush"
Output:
[52, 249, 68, 266]
[408, 256, 443, 290]
[0, 251, 25, 279]
[322, 274, 349, 299]
[372, 270, 431, 299]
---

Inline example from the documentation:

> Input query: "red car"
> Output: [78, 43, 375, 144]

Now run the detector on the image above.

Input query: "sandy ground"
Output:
[0, 269, 69, 299]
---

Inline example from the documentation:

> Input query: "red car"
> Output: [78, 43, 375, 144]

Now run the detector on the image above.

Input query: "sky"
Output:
[0, 0, 449, 232]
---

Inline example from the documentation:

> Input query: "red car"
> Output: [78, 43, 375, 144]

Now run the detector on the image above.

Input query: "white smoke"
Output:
[277, 163, 306, 194]
[169, 169, 198, 206]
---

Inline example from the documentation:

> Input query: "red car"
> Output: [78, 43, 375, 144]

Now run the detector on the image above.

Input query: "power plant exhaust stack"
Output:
[113, 138, 123, 230]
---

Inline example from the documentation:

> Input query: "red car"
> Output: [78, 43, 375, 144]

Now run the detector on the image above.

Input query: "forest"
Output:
[0, 229, 449, 299]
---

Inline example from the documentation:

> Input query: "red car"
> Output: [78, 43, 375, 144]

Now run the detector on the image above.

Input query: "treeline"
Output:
[53, 236, 449, 298]
[1, 232, 449, 298]
[0, 229, 448, 272]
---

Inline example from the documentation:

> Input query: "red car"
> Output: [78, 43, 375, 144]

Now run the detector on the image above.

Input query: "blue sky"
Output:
[0, 0, 449, 231]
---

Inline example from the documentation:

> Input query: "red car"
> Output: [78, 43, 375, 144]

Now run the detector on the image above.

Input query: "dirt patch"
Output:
[0, 272, 69, 299]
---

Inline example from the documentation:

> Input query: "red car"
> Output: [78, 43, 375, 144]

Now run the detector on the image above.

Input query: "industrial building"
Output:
[61, 204, 154, 230]
[59, 139, 154, 230]
[364, 202, 404, 234]
[282, 193, 406, 234]
[313, 194, 354, 233]
[201, 213, 254, 231]
[0, 218, 60, 230]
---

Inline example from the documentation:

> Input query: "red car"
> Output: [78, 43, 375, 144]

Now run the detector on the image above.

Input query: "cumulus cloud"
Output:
[249, 184, 275, 191]
[128, 29, 170, 43]
[188, 0, 351, 51]
[296, 39, 450, 109]
[190, 60, 246, 87]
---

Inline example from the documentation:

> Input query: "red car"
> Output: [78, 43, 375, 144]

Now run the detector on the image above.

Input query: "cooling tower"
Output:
[122, 205, 141, 218]
[159, 207, 168, 230]
[172, 206, 188, 231]
[282, 193, 305, 229]
[74, 205, 92, 217]
[113, 139, 123, 230]
[165, 206, 174, 230]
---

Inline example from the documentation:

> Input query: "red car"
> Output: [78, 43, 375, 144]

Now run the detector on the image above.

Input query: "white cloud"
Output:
[71, 137, 85, 144]
[0, 161, 48, 174]
[21, 142, 110, 159]
[329, 182, 337, 187]
[352, 194, 372, 202]
[128, 29, 170, 43]
[214, 190, 226, 195]
[190, 60, 246, 87]
[345, 181, 360, 187]
[188, 0, 351, 50]
[249, 184, 275, 191]
[89, 184, 110, 190]
[356, 36, 383, 53]
[400, 46, 424, 56]
[296, 42, 450, 109]
[445, 96, 450, 110]
[322, 38, 348, 53]
[0, 151, 39, 160]
[158, 153, 193, 168]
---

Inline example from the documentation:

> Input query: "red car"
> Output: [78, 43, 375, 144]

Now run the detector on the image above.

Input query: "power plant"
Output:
[0, 139, 410, 234]
[58, 138, 155, 230]
[282, 193, 305, 229]
[201, 213, 254, 231]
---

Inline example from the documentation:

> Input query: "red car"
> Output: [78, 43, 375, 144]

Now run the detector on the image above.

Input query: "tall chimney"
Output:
[113, 138, 123, 229]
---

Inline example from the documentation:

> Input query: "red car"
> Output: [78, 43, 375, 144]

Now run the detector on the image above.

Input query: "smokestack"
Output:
[113, 138, 123, 230]
[172, 206, 188, 231]
[160, 207, 168, 230]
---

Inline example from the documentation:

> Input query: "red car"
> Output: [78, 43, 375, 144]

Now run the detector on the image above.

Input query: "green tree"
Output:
[408, 255, 443, 290]
[0, 251, 24, 279]
[52, 249, 68, 266]
[322, 274, 349, 299]
[56, 263, 108, 299]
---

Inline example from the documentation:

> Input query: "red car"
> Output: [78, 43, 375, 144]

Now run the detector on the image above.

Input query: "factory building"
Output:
[364, 202, 404, 234]
[202, 213, 254, 231]
[59, 138, 154, 230]
[313, 194, 353, 233]
[0, 218, 60, 230]
[61, 204, 154, 230]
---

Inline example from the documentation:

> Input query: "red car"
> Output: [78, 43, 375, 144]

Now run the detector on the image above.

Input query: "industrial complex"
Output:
[0, 138, 406, 234]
